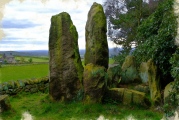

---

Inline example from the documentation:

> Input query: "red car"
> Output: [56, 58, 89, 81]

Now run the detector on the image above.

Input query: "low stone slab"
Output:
[104, 88, 150, 107]
[0, 95, 11, 113]
[133, 85, 150, 94]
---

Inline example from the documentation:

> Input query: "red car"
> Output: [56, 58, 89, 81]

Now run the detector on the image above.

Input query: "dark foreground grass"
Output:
[1, 92, 163, 120]
[0, 64, 49, 83]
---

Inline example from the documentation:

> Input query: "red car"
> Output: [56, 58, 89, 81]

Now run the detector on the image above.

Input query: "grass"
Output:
[0, 58, 114, 83]
[0, 64, 49, 83]
[109, 58, 115, 64]
[1, 92, 163, 120]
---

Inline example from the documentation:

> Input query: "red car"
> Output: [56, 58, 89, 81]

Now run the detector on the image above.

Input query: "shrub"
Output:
[164, 49, 179, 117]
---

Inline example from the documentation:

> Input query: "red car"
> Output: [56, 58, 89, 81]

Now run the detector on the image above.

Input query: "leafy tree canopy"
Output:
[103, 0, 160, 52]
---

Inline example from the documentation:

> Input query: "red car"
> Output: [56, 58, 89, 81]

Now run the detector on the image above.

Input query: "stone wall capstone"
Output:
[49, 12, 83, 101]
[85, 2, 109, 69]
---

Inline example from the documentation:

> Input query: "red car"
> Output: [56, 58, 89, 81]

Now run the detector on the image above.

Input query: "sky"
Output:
[0, 0, 117, 51]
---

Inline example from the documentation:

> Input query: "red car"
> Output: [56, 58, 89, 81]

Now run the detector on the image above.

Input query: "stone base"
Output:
[103, 88, 151, 107]
[0, 95, 11, 113]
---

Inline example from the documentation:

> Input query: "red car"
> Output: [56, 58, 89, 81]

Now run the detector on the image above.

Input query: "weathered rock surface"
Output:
[49, 12, 83, 101]
[147, 59, 161, 105]
[85, 2, 109, 69]
[139, 62, 149, 83]
[104, 88, 150, 107]
[0, 95, 11, 113]
[121, 56, 139, 84]
[133, 85, 150, 94]
[83, 63, 107, 103]
[107, 65, 121, 88]
[164, 81, 174, 102]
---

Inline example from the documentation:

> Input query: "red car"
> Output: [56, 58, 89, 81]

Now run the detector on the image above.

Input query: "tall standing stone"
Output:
[85, 2, 109, 69]
[49, 12, 83, 101]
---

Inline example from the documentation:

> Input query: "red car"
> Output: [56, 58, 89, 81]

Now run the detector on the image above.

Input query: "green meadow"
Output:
[15, 56, 49, 63]
[0, 57, 164, 120]
[1, 92, 163, 120]
[0, 58, 114, 83]
[0, 64, 49, 83]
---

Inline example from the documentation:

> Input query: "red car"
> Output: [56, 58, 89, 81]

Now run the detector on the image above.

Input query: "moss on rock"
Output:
[104, 88, 150, 107]
[121, 56, 140, 84]
[147, 59, 161, 105]
[83, 63, 107, 103]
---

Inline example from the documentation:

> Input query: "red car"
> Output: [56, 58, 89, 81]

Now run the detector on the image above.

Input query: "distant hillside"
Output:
[0, 48, 120, 57]
[77, 48, 120, 57]
[0, 50, 48, 57]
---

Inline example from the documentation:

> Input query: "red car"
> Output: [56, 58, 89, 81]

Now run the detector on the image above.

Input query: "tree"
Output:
[103, 0, 161, 52]
[28, 58, 33, 63]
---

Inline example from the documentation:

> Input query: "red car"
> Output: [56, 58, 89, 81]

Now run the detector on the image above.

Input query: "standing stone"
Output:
[139, 62, 149, 83]
[85, 2, 109, 69]
[147, 59, 161, 105]
[49, 12, 83, 101]
[121, 56, 139, 84]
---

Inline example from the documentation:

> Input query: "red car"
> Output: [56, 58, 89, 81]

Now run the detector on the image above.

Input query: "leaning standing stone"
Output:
[85, 2, 109, 69]
[147, 59, 161, 105]
[49, 12, 83, 101]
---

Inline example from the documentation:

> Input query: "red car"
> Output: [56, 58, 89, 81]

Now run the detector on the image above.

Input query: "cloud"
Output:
[0, 0, 115, 51]
[2, 19, 40, 29]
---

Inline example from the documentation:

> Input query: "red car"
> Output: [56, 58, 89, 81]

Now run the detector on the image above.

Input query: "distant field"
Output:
[0, 64, 49, 83]
[109, 58, 115, 64]
[15, 56, 49, 63]
[0, 57, 114, 83]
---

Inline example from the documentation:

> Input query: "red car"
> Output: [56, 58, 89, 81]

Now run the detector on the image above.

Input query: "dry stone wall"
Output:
[0, 77, 49, 95]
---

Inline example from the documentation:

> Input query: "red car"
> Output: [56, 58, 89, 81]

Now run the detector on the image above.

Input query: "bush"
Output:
[132, 0, 177, 88]
[164, 49, 179, 117]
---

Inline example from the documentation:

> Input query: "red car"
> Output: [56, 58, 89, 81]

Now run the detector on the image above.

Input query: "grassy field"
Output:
[0, 58, 114, 83]
[1, 92, 163, 120]
[0, 64, 49, 83]
[15, 56, 49, 63]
